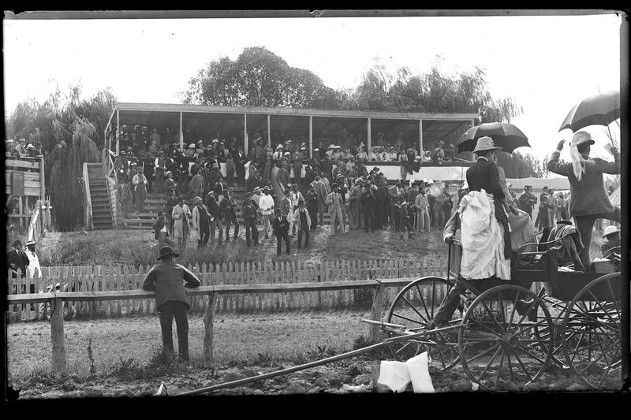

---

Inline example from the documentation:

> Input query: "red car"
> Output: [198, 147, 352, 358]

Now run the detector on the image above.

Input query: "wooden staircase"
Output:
[86, 163, 113, 230]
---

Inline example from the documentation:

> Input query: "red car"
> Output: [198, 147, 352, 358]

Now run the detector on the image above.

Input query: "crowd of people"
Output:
[5, 137, 44, 158]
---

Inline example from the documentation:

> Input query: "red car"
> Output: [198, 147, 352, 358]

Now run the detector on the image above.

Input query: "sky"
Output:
[3, 11, 624, 162]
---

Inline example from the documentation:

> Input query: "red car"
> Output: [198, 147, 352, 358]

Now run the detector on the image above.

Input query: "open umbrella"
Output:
[558, 90, 620, 133]
[456, 122, 530, 154]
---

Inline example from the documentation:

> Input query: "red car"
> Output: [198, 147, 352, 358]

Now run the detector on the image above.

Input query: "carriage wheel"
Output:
[385, 277, 461, 370]
[561, 273, 622, 390]
[459, 285, 554, 391]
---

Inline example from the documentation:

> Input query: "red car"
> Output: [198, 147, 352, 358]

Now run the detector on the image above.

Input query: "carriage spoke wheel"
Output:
[458, 285, 553, 391]
[561, 273, 622, 390]
[385, 277, 461, 370]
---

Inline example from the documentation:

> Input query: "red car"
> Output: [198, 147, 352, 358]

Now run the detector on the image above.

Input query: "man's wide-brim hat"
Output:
[602, 225, 619, 238]
[473, 136, 503, 153]
[25, 240, 36, 246]
[263, 186, 271, 191]
[557, 220, 573, 226]
[253, 187, 262, 193]
[157, 246, 179, 261]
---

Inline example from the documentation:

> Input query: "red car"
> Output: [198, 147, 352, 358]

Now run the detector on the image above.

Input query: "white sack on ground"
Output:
[405, 351, 435, 393]
[377, 360, 410, 393]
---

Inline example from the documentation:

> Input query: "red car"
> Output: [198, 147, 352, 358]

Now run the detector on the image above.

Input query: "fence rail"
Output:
[7, 257, 449, 321]
[7, 277, 420, 373]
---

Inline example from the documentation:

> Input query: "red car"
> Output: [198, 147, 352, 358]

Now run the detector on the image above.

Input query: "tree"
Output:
[181, 47, 343, 109]
[6, 85, 115, 231]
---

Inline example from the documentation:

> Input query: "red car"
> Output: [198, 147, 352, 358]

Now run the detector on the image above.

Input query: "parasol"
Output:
[456, 122, 530, 154]
[558, 90, 620, 133]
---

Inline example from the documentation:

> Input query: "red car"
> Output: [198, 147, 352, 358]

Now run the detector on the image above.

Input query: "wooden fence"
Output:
[7, 278, 417, 373]
[7, 257, 449, 322]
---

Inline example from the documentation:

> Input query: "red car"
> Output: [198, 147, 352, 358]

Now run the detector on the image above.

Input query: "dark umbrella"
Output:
[456, 122, 530, 154]
[559, 90, 620, 133]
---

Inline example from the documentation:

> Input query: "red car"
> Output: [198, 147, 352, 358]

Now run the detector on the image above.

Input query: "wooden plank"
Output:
[5, 159, 41, 169]
[50, 297, 67, 373]
[203, 292, 216, 367]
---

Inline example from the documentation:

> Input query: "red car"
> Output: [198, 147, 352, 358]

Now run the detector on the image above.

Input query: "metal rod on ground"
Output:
[175, 342, 387, 397]
[175, 323, 462, 397]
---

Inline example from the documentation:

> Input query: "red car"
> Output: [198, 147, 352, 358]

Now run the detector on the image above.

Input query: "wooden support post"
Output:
[309, 115, 313, 159]
[419, 119, 424, 158]
[369, 284, 385, 343]
[267, 114, 271, 148]
[203, 292, 217, 367]
[243, 114, 248, 156]
[367, 118, 372, 152]
[50, 297, 66, 373]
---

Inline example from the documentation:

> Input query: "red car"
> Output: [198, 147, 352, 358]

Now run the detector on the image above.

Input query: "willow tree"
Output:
[48, 117, 100, 231]
[7, 85, 115, 231]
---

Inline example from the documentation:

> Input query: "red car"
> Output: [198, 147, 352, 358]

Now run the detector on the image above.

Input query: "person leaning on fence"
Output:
[272, 208, 291, 256]
[547, 131, 621, 271]
[142, 246, 201, 363]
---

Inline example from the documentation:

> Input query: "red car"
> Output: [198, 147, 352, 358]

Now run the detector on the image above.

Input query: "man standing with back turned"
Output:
[142, 246, 201, 362]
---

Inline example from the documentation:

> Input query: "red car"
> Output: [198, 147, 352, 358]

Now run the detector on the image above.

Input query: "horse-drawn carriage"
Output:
[380, 234, 623, 391]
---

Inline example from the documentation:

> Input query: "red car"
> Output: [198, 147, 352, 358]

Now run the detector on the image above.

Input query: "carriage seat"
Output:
[514, 223, 585, 274]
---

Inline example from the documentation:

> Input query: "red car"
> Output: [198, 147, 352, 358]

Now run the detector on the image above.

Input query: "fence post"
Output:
[50, 297, 67, 373]
[203, 292, 217, 368]
[368, 284, 385, 343]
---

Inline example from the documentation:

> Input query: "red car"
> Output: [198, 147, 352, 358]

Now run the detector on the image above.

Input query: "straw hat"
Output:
[473, 136, 502, 153]
[602, 225, 619, 238]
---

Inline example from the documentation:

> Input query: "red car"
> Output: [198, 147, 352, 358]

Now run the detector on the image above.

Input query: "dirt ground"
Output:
[6, 311, 620, 399]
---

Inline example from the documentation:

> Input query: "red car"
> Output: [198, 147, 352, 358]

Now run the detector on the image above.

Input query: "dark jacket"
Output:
[271, 216, 290, 236]
[219, 197, 238, 220]
[547, 149, 620, 216]
[7, 249, 29, 277]
[152, 218, 169, 240]
[242, 203, 257, 223]
[142, 261, 201, 310]
[465, 158, 505, 200]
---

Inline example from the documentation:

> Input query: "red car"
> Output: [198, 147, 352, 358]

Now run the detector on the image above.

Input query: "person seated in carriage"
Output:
[600, 225, 621, 259]
[430, 137, 513, 327]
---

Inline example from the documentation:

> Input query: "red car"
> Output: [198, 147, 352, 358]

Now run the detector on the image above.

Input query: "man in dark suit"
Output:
[271, 208, 291, 256]
[7, 240, 29, 279]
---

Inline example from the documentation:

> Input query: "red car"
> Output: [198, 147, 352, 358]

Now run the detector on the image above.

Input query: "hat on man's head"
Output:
[556, 220, 573, 226]
[284, 152, 291, 156]
[157, 246, 180, 261]
[313, 148, 319, 152]
[212, 138, 219, 143]
[25, 240, 36, 246]
[253, 187, 262, 193]
[263, 186, 271, 192]
[188, 143, 195, 148]
[473, 136, 502, 153]
[602, 225, 620, 238]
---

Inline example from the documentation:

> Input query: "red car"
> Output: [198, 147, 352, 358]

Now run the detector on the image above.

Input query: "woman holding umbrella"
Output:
[547, 130, 620, 271]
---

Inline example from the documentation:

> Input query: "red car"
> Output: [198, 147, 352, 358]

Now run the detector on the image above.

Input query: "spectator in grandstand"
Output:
[171, 196, 191, 252]
[432, 141, 445, 164]
[325, 186, 345, 234]
[398, 202, 415, 240]
[117, 177, 134, 220]
[305, 184, 319, 232]
[219, 189, 239, 242]
[15, 138, 28, 155]
[258, 186, 275, 239]
[166, 188, 179, 235]
[288, 183, 304, 236]
[153, 210, 176, 249]
[132, 165, 148, 213]
[415, 186, 431, 233]
[189, 167, 205, 199]
[163, 172, 177, 198]
[205, 190, 222, 245]
[272, 208, 291, 257]
[518, 185, 537, 218]
[154, 151, 167, 194]
[142, 245, 200, 362]
[242, 195, 259, 247]
[293, 199, 311, 249]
